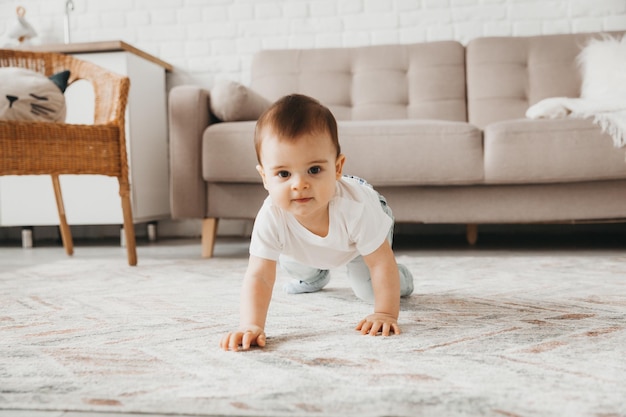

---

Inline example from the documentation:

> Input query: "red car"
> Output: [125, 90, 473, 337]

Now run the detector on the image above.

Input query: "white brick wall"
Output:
[2, 0, 625, 90]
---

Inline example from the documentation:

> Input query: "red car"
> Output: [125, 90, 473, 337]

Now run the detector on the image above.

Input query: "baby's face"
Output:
[256, 131, 345, 228]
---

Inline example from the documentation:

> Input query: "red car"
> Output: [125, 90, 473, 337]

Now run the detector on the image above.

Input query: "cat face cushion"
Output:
[0, 67, 70, 123]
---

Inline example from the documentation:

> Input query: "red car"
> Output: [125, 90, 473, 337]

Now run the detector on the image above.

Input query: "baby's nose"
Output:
[291, 174, 309, 189]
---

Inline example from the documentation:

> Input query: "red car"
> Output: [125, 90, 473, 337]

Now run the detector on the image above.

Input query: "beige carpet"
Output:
[1, 251, 625, 417]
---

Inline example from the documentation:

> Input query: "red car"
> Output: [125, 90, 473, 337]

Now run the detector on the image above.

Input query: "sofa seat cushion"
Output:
[339, 120, 483, 186]
[203, 119, 483, 186]
[484, 118, 626, 184]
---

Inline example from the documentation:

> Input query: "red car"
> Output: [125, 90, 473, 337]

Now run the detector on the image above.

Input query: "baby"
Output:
[220, 94, 413, 351]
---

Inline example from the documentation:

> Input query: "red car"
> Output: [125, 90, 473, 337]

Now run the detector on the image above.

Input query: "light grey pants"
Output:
[280, 178, 414, 302]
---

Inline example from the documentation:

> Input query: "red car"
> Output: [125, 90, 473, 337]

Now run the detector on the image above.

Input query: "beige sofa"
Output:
[169, 31, 626, 257]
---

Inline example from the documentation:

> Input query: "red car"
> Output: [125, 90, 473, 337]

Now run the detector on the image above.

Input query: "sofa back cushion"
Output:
[250, 41, 467, 122]
[466, 31, 625, 129]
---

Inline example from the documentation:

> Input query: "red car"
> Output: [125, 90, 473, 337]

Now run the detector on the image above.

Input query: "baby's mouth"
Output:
[293, 197, 312, 203]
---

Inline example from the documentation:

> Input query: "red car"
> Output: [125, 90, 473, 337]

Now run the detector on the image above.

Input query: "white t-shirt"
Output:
[249, 176, 392, 270]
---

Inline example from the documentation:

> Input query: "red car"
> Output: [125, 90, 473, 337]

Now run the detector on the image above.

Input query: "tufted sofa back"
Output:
[466, 31, 625, 129]
[250, 41, 467, 122]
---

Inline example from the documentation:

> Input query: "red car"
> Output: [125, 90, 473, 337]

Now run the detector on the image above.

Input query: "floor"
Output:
[1, 226, 625, 417]
[1, 236, 250, 417]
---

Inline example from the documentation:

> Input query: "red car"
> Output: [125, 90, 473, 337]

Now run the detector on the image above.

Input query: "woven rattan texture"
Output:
[0, 49, 130, 177]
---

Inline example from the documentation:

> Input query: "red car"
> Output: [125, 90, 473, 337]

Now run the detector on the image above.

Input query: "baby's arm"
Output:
[220, 255, 277, 351]
[356, 240, 401, 336]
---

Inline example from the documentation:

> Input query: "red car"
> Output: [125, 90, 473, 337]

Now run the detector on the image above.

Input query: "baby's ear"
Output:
[256, 165, 268, 190]
[335, 154, 346, 179]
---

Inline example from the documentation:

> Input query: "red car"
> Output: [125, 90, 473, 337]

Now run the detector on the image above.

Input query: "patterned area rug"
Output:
[1, 252, 625, 417]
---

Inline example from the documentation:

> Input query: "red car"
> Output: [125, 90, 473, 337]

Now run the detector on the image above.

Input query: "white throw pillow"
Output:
[210, 80, 270, 122]
[577, 34, 626, 100]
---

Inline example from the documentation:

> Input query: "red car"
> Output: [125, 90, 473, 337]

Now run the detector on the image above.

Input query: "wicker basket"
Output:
[0, 49, 136, 265]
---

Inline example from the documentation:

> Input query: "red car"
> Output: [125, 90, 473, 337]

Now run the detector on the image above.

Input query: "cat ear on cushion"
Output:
[49, 70, 70, 93]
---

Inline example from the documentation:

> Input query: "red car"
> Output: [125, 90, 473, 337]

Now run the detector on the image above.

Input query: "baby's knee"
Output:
[351, 284, 375, 303]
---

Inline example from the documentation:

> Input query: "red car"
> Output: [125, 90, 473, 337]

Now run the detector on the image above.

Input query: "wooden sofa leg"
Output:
[51, 175, 74, 256]
[466, 224, 478, 245]
[202, 218, 219, 258]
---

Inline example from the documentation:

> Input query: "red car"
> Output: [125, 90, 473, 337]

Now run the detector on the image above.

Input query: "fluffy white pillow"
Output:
[0, 67, 69, 122]
[210, 80, 270, 122]
[577, 34, 626, 100]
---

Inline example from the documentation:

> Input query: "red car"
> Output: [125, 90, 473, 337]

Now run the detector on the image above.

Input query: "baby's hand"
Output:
[356, 313, 400, 336]
[220, 325, 266, 351]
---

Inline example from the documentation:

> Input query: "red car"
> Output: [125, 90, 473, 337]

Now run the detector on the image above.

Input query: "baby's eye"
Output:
[308, 166, 322, 175]
[277, 171, 290, 178]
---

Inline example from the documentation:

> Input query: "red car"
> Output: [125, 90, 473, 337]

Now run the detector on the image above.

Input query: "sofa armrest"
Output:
[168, 85, 212, 219]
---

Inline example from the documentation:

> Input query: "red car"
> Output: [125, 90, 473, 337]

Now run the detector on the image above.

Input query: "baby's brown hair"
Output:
[254, 94, 340, 164]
